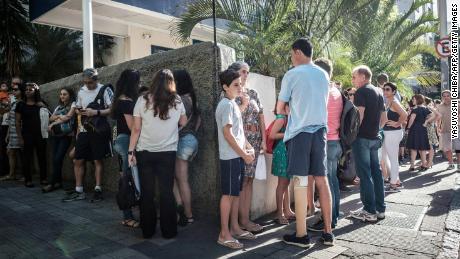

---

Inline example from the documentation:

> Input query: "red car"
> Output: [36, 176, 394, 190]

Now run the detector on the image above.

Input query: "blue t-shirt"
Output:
[278, 63, 330, 142]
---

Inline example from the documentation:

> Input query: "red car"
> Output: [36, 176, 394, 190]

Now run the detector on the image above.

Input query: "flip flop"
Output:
[234, 231, 257, 240]
[217, 239, 243, 249]
[241, 224, 264, 233]
[122, 219, 140, 228]
[275, 217, 289, 225]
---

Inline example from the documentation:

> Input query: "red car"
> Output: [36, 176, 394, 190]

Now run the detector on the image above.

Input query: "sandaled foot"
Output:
[122, 219, 140, 228]
[0, 175, 16, 181]
[241, 223, 264, 233]
[234, 231, 257, 240]
[275, 217, 289, 225]
[217, 239, 243, 249]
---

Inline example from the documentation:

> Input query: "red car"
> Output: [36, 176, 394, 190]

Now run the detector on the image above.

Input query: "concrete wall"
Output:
[40, 42, 235, 215]
[40, 42, 278, 219]
[246, 74, 278, 219]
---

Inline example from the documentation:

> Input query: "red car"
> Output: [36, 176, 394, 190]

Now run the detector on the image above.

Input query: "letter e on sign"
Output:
[436, 37, 451, 58]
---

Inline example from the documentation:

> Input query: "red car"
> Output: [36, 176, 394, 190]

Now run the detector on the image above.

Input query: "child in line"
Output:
[269, 104, 295, 225]
[215, 69, 255, 249]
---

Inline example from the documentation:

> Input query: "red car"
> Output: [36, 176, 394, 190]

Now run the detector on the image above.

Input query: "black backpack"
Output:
[338, 149, 357, 183]
[116, 168, 138, 211]
[339, 93, 360, 150]
[83, 84, 113, 135]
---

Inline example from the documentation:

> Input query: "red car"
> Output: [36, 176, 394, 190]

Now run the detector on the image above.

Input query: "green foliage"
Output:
[0, 0, 33, 78]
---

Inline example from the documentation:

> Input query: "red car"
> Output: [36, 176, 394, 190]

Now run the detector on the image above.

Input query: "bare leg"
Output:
[239, 177, 256, 228]
[427, 146, 434, 167]
[419, 150, 427, 167]
[410, 149, 417, 168]
[219, 195, 234, 241]
[230, 197, 245, 236]
[307, 176, 315, 215]
[7, 149, 17, 179]
[294, 177, 307, 237]
[276, 177, 286, 220]
[175, 159, 192, 218]
[94, 160, 103, 187]
[173, 180, 183, 206]
[315, 176, 332, 233]
[282, 179, 295, 218]
[445, 150, 453, 164]
[74, 159, 85, 188]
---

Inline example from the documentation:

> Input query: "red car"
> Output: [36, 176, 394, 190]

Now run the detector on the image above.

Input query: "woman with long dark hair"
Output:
[172, 69, 201, 226]
[15, 83, 49, 187]
[42, 87, 76, 193]
[111, 69, 140, 228]
[128, 69, 187, 239]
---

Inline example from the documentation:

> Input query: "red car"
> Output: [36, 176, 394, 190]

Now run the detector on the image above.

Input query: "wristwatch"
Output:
[127, 151, 135, 155]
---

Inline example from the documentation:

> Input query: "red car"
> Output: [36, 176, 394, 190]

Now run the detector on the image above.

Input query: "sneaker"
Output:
[457, 164, 460, 171]
[321, 232, 334, 246]
[350, 208, 377, 222]
[91, 189, 103, 203]
[62, 191, 85, 202]
[307, 221, 336, 232]
[376, 211, 385, 220]
[283, 233, 311, 248]
[447, 164, 455, 170]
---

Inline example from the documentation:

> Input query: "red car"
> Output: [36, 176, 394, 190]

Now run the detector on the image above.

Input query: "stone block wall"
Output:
[39, 42, 235, 215]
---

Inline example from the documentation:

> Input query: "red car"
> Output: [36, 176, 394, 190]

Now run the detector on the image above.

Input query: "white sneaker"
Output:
[447, 164, 455, 170]
[350, 208, 377, 222]
[376, 211, 385, 220]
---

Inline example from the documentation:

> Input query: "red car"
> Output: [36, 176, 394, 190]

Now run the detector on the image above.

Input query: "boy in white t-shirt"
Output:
[215, 69, 255, 249]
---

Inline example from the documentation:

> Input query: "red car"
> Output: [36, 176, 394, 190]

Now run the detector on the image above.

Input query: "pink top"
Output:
[327, 86, 343, 140]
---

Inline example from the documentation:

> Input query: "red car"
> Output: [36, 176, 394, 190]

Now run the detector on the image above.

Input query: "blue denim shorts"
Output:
[177, 134, 198, 161]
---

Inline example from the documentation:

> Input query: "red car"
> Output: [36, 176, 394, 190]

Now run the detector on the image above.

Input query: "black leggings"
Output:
[0, 125, 9, 175]
[22, 135, 47, 183]
[137, 151, 177, 239]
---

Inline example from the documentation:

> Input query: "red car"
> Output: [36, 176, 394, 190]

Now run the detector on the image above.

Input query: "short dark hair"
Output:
[219, 69, 240, 91]
[413, 94, 425, 105]
[291, 38, 313, 57]
[383, 82, 397, 92]
[425, 96, 432, 105]
[314, 58, 333, 77]
[353, 65, 372, 80]
[377, 73, 389, 84]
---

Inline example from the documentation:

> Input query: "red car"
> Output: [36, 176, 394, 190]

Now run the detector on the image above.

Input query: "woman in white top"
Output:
[128, 69, 187, 239]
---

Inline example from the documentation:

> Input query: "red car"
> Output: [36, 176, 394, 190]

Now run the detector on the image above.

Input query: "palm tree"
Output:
[345, 0, 438, 79]
[172, 0, 369, 78]
[0, 0, 33, 78]
[25, 25, 83, 84]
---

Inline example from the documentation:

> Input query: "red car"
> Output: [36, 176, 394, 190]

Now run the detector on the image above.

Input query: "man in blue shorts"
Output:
[277, 38, 334, 248]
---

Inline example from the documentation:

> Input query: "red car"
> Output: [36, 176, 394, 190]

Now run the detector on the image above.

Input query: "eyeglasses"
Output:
[384, 88, 393, 92]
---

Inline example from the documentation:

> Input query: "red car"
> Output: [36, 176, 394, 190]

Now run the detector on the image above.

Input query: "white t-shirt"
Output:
[73, 83, 113, 132]
[133, 95, 185, 152]
[215, 97, 245, 160]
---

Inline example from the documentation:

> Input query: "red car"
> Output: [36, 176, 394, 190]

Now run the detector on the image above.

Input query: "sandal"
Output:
[122, 219, 140, 228]
[234, 231, 257, 240]
[0, 175, 16, 181]
[242, 223, 264, 234]
[275, 217, 289, 225]
[217, 239, 243, 249]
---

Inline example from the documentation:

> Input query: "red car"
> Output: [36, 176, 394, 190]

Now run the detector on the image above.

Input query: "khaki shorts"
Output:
[439, 132, 452, 152]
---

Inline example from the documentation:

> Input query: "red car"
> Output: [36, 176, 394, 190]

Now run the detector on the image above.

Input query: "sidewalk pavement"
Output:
[0, 157, 459, 259]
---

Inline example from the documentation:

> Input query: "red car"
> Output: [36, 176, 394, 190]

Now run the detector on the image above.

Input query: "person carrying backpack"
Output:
[63, 68, 114, 202]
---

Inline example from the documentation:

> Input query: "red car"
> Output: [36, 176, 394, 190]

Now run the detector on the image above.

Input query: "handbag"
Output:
[51, 105, 74, 137]
[82, 84, 112, 135]
[116, 166, 138, 210]
[254, 154, 267, 180]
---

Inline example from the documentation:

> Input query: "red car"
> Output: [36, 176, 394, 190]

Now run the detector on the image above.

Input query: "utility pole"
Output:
[438, 0, 449, 91]
[82, 0, 94, 69]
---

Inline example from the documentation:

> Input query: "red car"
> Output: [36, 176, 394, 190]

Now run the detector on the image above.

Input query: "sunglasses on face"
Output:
[348, 93, 355, 96]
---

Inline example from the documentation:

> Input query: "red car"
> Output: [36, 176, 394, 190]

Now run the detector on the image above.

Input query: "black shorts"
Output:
[74, 132, 112, 161]
[220, 158, 244, 196]
[286, 128, 327, 177]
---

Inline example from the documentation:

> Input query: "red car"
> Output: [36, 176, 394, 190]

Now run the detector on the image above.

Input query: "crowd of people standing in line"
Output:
[0, 37, 456, 250]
